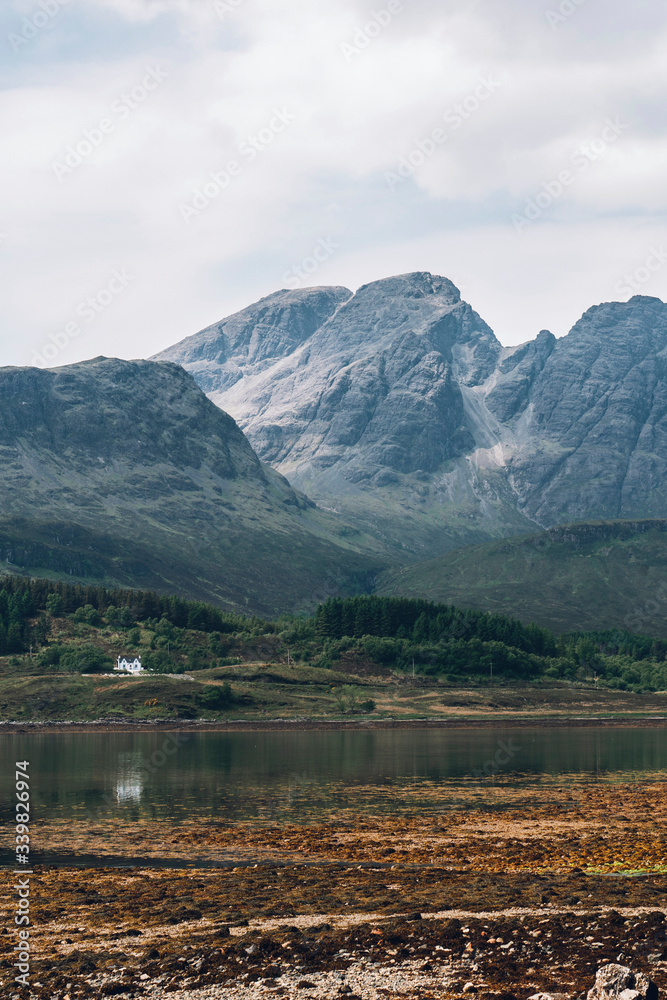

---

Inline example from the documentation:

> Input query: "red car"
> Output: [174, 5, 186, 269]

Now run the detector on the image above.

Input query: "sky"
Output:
[2, 0, 667, 369]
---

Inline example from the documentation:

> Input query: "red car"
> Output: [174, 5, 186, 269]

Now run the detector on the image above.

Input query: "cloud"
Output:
[1, 0, 667, 369]
[87, 0, 195, 21]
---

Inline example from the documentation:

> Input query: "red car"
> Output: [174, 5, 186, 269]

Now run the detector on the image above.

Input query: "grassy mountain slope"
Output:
[376, 520, 667, 637]
[0, 358, 385, 614]
[3, 577, 667, 722]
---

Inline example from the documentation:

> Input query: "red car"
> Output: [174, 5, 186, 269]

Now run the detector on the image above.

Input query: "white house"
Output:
[115, 656, 143, 675]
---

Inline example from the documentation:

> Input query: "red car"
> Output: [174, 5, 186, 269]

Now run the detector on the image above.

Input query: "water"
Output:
[2, 727, 667, 829]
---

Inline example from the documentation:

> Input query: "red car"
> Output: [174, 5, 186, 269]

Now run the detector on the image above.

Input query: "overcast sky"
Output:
[2, 0, 667, 368]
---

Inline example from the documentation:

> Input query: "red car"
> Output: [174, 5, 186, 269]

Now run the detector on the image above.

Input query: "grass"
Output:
[0, 512, 383, 619]
[2, 661, 667, 723]
[4, 581, 667, 723]
[377, 518, 667, 636]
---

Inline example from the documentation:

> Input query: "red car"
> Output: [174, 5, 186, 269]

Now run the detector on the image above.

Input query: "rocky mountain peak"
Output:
[154, 285, 352, 395]
[190, 273, 503, 480]
[353, 271, 462, 303]
[569, 294, 667, 341]
[153, 274, 667, 561]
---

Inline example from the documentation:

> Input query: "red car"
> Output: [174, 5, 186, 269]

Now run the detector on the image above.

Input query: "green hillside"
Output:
[376, 519, 667, 638]
[0, 358, 385, 616]
[3, 577, 667, 722]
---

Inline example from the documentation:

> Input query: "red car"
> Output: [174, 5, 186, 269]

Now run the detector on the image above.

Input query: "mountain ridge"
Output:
[376, 518, 667, 637]
[0, 357, 384, 613]
[156, 272, 667, 559]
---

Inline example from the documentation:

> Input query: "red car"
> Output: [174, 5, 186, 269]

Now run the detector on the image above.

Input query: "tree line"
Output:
[314, 595, 557, 655]
[2, 575, 667, 691]
[0, 575, 253, 654]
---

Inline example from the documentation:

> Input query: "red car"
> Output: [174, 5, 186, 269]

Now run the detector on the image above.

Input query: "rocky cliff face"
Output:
[155, 276, 667, 559]
[497, 296, 667, 524]
[0, 357, 265, 493]
[0, 358, 382, 613]
[157, 274, 500, 480]
[158, 286, 352, 397]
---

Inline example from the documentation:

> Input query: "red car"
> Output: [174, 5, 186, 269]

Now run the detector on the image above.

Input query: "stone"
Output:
[587, 964, 658, 1000]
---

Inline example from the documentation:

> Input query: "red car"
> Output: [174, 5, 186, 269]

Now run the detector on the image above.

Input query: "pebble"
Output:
[140, 958, 460, 999]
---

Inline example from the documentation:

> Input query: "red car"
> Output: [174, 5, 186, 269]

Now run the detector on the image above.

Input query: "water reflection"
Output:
[115, 751, 145, 804]
[0, 727, 665, 826]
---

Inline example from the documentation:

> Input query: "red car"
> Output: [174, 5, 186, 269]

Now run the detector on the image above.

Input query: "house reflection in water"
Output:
[115, 751, 146, 803]
[116, 780, 143, 803]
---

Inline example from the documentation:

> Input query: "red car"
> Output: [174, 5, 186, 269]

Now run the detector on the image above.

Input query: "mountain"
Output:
[0, 358, 383, 614]
[163, 285, 353, 399]
[376, 519, 667, 638]
[160, 275, 500, 477]
[486, 295, 667, 524]
[155, 275, 667, 560]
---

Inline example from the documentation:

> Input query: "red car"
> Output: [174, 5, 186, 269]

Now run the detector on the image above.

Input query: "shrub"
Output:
[45, 594, 64, 617]
[335, 684, 361, 713]
[38, 643, 113, 672]
[61, 645, 113, 673]
[119, 607, 136, 628]
[187, 650, 207, 670]
[142, 650, 174, 673]
[38, 644, 66, 667]
[73, 604, 102, 627]
[198, 682, 234, 711]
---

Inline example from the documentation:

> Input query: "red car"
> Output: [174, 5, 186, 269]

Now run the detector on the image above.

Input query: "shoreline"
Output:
[3, 773, 667, 996]
[9, 859, 667, 998]
[1, 714, 667, 733]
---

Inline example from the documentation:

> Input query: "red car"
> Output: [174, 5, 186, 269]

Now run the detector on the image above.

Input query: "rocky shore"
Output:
[2, 780, 667, 998]
[2, 716, 667, 733]
[3, 865, 666, 999]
